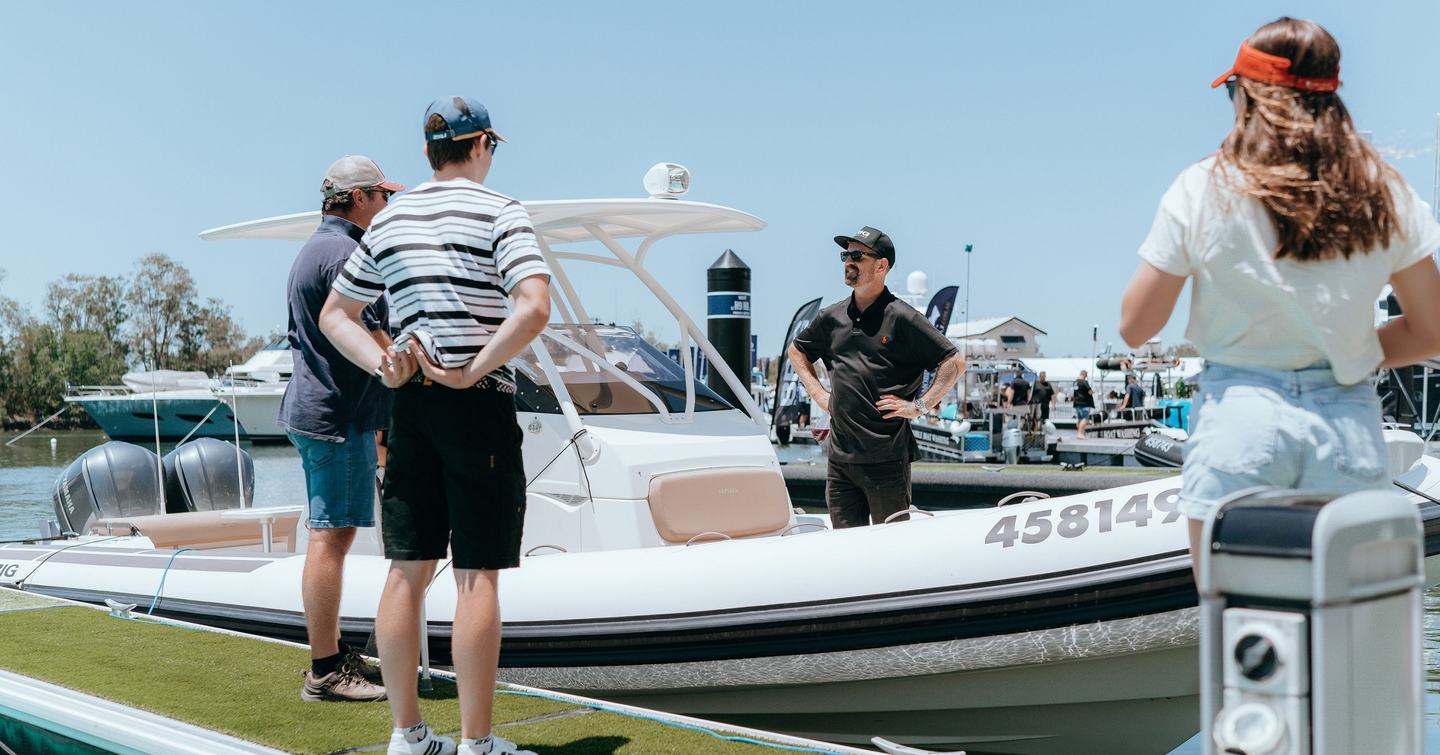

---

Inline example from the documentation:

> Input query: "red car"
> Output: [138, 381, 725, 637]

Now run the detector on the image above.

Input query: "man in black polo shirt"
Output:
[1031, 370, 1055, 422]
[788, 226, 966, 528]
[1005, 371, 1030, 408]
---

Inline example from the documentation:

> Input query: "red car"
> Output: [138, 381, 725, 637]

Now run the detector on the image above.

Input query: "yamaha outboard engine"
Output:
[162, 438, 253, 513]
[52, 441, 164, 534]
[1134, 433, 1185, 468]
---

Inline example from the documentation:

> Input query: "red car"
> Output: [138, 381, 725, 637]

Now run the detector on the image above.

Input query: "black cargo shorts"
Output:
[380, 382, 527, 570]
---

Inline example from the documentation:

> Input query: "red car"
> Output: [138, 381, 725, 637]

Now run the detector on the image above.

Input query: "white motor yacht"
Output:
[63, 340, 291, 443]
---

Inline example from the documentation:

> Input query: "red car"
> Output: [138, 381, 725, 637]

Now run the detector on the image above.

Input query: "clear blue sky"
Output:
[2, 1, 1436, 359]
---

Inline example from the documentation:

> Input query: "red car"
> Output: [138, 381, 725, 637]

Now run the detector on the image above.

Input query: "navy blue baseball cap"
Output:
[423, 96, 507, 143]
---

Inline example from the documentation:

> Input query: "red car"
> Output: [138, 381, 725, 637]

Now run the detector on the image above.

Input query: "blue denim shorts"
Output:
[288, 427, 378, 529]
[1075, 407, 1092, 421]
[1179, 362, 1388, 520]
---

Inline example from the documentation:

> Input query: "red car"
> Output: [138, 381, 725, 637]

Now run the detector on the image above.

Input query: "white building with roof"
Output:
[946, 316, 1046, 357]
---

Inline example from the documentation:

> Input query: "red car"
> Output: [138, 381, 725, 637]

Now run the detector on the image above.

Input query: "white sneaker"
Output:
[387, 723, 456, 755]
[458, 734, 534, 755]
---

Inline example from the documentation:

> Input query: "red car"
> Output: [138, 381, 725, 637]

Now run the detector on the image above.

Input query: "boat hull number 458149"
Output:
[984, 488, 1183, 548]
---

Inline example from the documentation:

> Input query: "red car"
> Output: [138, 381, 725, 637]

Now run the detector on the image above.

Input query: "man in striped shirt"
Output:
[320, 96, 550, 755]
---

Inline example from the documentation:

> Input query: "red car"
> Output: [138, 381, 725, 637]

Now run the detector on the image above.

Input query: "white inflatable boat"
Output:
[9, 450, 1440, 754]
[6, 176, 1440, 754]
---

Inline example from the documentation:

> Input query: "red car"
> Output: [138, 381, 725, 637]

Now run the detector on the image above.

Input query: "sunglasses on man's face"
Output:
[1224, 79, 1237, 100]
[365, 188, 394, 202]
[839, 250, 880, 263]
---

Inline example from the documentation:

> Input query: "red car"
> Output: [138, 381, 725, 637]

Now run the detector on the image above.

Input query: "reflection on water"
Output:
[3, 432, 1440, 751]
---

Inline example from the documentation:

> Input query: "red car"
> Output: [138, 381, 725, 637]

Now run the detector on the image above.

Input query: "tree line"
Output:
[0, 254, 260, 428]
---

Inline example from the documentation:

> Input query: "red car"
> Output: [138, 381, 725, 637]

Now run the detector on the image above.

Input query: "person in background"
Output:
[1073, 369, 1095, 438]
[1031, 370, 1055, 423]
[1117, 373, 1145, 417]
[283, 155, 403, 703]
[1118, 17, 1440, 571]
[1004, 370, 1030, 408]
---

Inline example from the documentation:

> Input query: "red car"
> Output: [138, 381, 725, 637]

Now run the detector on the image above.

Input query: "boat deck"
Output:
[0, 589, 865, 755]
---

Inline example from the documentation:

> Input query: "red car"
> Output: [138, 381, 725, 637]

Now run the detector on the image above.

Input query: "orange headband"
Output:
[1210, 43, 1340, 93]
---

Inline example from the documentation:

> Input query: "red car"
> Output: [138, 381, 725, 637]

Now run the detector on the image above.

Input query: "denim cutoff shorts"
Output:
[1075, 407, 1092, 421]
[1179, 361, 1388, 520]
[288, 426, 378, 529]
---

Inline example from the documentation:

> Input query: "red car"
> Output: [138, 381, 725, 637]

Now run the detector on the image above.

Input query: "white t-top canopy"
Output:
[198, 198, 765, 245]
[198, 194, 770, 433]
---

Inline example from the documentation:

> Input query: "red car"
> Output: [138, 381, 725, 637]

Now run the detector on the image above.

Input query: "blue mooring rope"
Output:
[146, 548, 193, 615]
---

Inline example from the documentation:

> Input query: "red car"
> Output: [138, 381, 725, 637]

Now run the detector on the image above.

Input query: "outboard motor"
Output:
[1134, 433, 1185, 468]
[162, 438, 253, 513]
[52, 441, 164, 534]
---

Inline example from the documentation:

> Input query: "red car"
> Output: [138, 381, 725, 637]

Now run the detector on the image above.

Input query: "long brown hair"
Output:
[1216, 17, 1400, 261]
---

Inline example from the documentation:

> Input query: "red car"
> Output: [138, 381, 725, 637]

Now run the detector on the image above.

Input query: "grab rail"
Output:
[524, 544, 569, 557]
[996, 491, 1050, 507]
[780, 522, 829, 536]
[684, 531, 732, 546]
[882, 506, 936, 524]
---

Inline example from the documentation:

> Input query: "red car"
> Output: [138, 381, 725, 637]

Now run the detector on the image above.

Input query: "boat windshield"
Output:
[513, 324, 732, 415]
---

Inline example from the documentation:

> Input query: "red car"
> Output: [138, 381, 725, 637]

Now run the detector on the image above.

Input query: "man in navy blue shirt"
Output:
[282, 155, 404, 702]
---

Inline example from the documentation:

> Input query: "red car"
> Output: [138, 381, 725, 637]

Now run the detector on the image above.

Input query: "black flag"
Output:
[918, 286, 960, 398]
[773, 297, 823, 438]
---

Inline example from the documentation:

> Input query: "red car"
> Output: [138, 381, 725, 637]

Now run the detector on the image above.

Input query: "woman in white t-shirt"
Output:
[1118, 17, 1440, 564]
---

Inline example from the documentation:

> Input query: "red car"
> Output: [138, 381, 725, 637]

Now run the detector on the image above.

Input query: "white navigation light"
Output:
[644, 163, 690, 199]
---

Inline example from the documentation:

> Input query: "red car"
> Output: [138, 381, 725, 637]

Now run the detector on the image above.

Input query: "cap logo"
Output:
[857, 230, 872, 238]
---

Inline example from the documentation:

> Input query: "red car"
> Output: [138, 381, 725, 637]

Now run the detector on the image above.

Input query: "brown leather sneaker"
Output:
[301, 662, 387, 702]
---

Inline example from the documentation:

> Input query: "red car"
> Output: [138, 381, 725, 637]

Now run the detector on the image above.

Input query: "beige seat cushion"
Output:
[647, 467, 790, 543]
[93, 510, 300, 552]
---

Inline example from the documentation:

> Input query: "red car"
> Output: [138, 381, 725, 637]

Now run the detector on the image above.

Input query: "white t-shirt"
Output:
[1138, 157, 1440, 385]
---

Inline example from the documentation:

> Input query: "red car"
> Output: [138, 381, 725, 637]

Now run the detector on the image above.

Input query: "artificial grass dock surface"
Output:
[0, 603, 830, 754]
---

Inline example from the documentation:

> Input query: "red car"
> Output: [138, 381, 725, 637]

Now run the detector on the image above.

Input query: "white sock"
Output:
[462, 734, 493, 752]
[399, 722, 430, 744]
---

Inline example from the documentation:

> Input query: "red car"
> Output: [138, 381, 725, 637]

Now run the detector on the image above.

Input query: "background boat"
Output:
[64, 338, 291, 443]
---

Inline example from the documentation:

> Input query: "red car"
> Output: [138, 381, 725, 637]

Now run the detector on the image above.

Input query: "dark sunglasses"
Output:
[839, 250, 880, 263]
[365, 188, 394, 201]
[484, 131, 499, 155]
[1224, 79, 1237, 100]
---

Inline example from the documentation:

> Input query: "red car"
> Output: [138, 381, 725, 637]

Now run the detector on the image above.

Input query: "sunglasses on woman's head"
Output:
[840, 250, 880, 262]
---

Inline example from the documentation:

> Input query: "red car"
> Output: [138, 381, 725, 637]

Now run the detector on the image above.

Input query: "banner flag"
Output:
[918, 285, 960, 400]
[773, 297, 823, 437]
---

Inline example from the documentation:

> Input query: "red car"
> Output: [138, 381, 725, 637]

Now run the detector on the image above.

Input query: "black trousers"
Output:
[825, 459, 912, 528]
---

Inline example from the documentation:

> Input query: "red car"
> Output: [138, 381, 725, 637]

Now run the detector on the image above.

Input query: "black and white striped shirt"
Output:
[334, 179, 551, 387]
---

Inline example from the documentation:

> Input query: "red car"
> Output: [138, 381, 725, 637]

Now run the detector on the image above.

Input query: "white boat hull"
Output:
[9, 459, 1440, 753]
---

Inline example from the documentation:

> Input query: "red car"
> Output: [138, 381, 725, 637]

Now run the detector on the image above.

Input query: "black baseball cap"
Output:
[833, 225, 895, 265]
